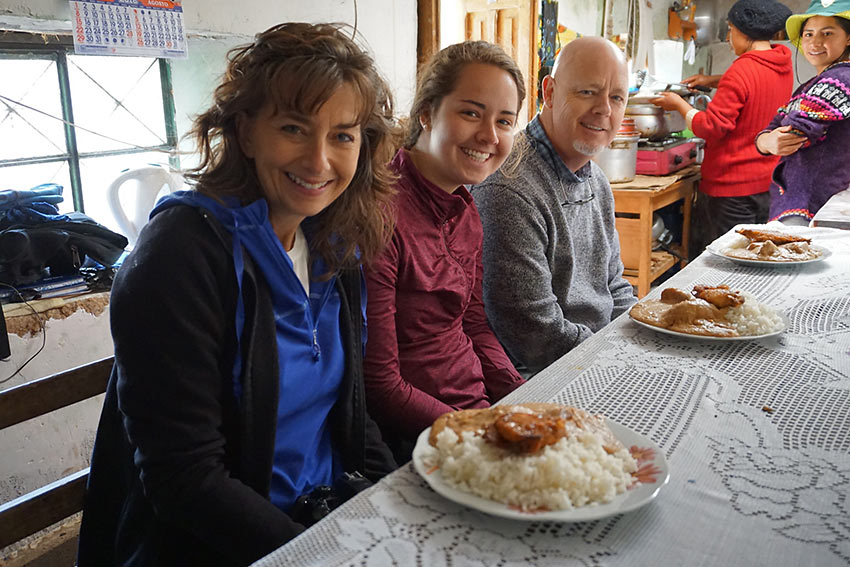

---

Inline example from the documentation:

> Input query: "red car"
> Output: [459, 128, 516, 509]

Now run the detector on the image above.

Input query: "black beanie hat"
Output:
[727, 0, 793, 40]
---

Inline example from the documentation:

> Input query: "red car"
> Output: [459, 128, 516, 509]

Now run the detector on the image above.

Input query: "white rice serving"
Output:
[724, 292, 785, 336]
[420, 419, 638, 511]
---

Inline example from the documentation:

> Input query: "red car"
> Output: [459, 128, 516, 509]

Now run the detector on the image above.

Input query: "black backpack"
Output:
[0, 212, 128, 287]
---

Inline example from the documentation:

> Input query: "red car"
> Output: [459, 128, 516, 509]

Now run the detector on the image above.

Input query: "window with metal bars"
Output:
[0, 31, 179, 234]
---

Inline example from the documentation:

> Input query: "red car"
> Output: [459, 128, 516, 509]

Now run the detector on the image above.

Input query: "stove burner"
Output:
[635, 137, 700, 175]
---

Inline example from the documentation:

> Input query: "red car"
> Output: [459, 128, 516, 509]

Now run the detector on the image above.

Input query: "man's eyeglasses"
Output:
[561, 192, 595, 206]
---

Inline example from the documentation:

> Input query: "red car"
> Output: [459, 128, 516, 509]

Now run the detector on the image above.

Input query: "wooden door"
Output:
[417, 0, 538, 122]
[462, 0, 536, 123]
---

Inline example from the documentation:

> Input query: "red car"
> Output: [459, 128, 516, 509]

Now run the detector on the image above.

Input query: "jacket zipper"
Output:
[441, 219, 472, 306]
[308, 274, 337, 361]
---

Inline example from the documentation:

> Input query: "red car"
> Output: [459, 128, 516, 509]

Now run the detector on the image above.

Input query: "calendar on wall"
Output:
[70, 0, 188, 59]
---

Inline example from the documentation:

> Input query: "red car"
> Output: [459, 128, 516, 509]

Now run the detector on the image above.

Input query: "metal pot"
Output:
[625, 104, 686, 140]
[592, 118, 641, 183]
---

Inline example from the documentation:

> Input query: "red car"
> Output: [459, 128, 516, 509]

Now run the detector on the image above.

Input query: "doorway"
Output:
[418, 0, 538, 123]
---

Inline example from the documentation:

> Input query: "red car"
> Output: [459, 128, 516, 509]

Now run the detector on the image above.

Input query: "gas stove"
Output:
[636, 137, 701, 175]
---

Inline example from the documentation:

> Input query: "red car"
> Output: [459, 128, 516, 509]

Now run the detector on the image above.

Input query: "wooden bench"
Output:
[0, 356, 113, 567]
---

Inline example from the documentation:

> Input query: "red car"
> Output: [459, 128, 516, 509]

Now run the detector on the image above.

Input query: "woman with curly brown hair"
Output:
[78, 22, 398, 566]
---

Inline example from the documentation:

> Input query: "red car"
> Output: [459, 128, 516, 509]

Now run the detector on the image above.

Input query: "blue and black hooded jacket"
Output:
[78, 193, 396, 567]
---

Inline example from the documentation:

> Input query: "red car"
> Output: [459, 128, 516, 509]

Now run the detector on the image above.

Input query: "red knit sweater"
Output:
[691, 45, 792, 197]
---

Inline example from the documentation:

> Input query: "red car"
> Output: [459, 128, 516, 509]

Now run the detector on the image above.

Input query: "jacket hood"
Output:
[150, 190, 267, 230]
[741, 44, 793, 74]
[150, 190, 270, 401]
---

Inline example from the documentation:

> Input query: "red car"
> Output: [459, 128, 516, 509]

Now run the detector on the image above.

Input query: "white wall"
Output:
[0, 0, 419, 141]
[558, 0, 601, 36]
[0, 302, 112, 506]
[186, 0, 418, 115]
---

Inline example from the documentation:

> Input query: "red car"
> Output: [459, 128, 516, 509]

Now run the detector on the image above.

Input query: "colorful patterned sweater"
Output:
[762, 61, 850, 221]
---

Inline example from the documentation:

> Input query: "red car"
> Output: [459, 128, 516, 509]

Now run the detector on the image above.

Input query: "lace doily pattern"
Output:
[254, 226, 850, 567]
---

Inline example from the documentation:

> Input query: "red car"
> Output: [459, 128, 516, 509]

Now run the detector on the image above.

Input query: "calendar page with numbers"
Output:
[70, 0, 188, 59]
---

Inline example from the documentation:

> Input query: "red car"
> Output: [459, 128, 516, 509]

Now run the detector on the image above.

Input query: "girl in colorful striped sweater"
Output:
[756, 0, 850, 224]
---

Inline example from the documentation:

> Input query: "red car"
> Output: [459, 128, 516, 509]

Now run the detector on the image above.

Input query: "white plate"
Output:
[705, 244, 831, 267]
[411, 420, 669, 522]
[629, 312, 787, 341]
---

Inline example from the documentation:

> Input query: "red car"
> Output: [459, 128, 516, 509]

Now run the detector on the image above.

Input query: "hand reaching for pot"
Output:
[650, 92, 694, 118]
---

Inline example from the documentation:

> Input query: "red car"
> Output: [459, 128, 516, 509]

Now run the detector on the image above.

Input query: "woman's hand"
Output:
[756, 126, 807, 156]
[650, 92, 693, 117]
[683, 73, 721, 90]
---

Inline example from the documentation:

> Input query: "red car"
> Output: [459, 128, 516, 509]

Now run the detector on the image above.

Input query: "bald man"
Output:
[472, 37, 637, 376]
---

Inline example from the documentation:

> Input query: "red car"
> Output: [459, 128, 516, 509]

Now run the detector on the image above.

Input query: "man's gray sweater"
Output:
[472, 140, 636, 374]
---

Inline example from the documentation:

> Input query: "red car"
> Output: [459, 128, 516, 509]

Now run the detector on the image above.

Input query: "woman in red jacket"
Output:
[651, 0, 792, 256]
[363, 42, 526, 462]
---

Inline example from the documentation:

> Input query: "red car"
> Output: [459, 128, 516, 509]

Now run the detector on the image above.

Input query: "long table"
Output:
[254, 224, 850, 567]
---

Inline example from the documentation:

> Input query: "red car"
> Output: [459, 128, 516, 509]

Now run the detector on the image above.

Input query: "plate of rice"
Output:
[412, 404, 669, 522]
[629, 285, 786, 340]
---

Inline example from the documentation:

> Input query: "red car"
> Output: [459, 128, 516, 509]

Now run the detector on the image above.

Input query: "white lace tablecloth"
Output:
[254, 225, 850, 567]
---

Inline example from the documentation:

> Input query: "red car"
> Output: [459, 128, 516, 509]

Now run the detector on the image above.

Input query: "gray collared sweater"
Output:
[472, 136, 636, 374]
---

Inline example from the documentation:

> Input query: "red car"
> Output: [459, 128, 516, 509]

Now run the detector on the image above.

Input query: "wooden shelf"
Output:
[623, 251, 677, 284]
[612, 171, 700, 298]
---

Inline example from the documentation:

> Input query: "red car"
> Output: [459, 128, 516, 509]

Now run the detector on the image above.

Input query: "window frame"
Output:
[0, 30, 179, 214]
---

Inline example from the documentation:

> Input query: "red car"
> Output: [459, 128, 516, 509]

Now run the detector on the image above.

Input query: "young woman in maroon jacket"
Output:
[651, 0, 793, 255]
[363, 42, 526, 461]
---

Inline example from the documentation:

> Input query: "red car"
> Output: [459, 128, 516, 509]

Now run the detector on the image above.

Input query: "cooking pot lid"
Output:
[628, 92, 659, 105]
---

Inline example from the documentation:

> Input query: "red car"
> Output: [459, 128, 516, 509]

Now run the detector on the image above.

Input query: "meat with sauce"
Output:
[629, 284, 743, 337]
[692, 284, 745, 309]
[429, 403, 624, 455]
[736, 227, 810, 245]
[660, 287, 692, 303]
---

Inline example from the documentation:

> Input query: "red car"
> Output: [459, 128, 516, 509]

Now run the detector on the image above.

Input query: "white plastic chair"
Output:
[106, 165, 182, 245]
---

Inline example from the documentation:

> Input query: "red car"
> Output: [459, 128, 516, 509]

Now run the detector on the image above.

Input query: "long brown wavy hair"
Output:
[403, 41, 526, 149]
[184, 22, 397, 272]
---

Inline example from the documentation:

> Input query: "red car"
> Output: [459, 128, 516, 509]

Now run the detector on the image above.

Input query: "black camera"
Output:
[289, 471, 373, 527]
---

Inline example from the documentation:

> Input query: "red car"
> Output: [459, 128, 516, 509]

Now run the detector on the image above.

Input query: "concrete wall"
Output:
[0, 297, 112, 507]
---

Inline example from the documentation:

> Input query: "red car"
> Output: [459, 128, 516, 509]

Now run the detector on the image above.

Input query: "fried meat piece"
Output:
[749, 240, 779, 258]
[692, 284, 745, 309]
[430, 404, 624, 455]
[661, 298, 723, 326]
[783, 241, 812, 254]
[660, 287, 692, 303]
[484, 412, 567, 454]
[736, 227, 810, 245]
[660, 299, 739, 337]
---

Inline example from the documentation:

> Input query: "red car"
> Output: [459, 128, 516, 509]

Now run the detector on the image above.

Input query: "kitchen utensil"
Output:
[628, 89, 712, 113]
[592, 118, 641, 183]
[650, 213, 685, 261]
[635, 69, 711, 93]
[663, 82, 711, 93]
[625, 104, 687, 140]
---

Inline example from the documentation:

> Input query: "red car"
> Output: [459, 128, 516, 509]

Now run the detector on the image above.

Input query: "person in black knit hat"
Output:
[728, 0, 793, 40]
[651, 0, 793, 256]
